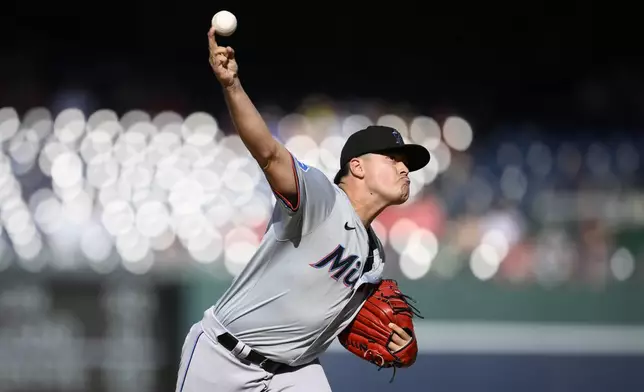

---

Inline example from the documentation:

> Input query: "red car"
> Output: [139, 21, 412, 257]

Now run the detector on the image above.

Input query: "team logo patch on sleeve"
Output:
[296, 159, 310, 172]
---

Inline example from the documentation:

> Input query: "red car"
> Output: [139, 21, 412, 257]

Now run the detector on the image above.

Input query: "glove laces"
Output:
[366, 350, 400, 383]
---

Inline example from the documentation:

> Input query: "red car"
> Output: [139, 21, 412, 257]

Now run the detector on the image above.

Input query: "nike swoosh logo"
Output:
[344, 222, 355, 231]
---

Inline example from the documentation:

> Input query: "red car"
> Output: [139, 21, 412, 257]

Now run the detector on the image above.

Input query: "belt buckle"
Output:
[259, 358, 281, 373]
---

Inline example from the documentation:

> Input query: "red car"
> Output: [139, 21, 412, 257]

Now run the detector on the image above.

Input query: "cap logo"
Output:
[392, 130, 403, 145]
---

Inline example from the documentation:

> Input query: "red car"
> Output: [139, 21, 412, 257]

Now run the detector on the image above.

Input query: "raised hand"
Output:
[208, 26, 238, 87]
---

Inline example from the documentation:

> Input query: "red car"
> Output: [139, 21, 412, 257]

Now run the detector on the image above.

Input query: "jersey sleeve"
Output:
[270, 153, 336, 239]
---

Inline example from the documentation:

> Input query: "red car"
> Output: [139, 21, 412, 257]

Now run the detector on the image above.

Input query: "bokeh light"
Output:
[0, 103, 638, 288]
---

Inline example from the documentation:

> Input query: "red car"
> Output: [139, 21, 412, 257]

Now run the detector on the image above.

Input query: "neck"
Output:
[339, 184, 389, 228]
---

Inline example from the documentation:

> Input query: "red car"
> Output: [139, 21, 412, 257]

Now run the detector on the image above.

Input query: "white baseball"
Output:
[211, 11, 237, 36]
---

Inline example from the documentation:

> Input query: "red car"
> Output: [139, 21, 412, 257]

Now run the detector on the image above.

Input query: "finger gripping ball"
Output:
[211, 10, 237, 36]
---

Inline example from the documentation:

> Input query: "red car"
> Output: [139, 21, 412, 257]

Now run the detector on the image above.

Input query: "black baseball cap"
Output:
[333, 125, 431, 184]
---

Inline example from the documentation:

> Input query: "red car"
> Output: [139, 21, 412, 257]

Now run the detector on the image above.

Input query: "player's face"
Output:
[363, 153, 410, 205]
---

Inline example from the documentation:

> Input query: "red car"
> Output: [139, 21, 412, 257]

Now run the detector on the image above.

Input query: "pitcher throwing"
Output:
[174, 26, 431, 392]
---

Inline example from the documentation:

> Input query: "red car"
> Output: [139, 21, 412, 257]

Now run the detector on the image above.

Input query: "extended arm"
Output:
[208, 27, 298, 208]
[222, 81, 298, 207]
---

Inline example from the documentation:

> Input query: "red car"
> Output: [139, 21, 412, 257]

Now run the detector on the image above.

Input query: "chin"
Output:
[389, 193, 409, 205]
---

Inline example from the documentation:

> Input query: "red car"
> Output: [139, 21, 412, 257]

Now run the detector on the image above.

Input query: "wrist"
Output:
[222, 77, 241, 93]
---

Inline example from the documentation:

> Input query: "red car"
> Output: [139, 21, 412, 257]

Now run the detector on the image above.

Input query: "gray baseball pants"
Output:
[174, 322, 333, 392]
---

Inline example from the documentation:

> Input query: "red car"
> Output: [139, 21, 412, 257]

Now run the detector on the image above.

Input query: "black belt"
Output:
[217, 332, 286, 373]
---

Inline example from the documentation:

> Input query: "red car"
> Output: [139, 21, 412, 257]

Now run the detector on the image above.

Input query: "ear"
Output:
[349, 158, 365, 179]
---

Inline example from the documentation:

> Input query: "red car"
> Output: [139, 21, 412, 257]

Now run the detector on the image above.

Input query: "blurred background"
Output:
[1, 2, 644, 392]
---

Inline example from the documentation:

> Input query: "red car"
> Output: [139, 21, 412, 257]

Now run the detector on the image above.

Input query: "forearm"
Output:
[220, 79, 297, 201]
[222, 80, 279, 168]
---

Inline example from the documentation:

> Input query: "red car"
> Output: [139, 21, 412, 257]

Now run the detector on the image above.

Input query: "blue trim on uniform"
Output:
[296, 158, 309, 172]
[179, 331, 204, 392]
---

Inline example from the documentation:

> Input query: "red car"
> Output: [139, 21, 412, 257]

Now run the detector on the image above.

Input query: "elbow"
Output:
[258, 142, 281, 170]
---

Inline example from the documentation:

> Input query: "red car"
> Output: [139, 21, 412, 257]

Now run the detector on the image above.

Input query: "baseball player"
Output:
[174, 27, 431, 392]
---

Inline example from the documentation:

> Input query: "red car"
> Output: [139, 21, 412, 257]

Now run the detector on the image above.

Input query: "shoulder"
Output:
[292, 156, 337, 195]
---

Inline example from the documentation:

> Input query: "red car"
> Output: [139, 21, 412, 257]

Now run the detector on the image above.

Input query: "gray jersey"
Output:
[205, 154, 385, 367]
